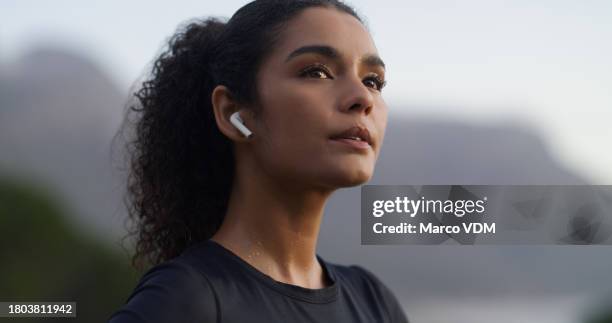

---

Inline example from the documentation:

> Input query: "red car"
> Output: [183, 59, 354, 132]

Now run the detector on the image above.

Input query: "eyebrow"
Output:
[284, 44, 385, 70]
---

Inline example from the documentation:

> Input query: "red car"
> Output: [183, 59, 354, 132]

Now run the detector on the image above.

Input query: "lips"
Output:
[329, 126, 373, 146]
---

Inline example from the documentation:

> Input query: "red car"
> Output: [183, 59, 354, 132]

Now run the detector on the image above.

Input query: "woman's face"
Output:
[250, 6, 388, 191]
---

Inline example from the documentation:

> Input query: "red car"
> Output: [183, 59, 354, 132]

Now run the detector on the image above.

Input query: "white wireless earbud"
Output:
[229, 111, 253, 138]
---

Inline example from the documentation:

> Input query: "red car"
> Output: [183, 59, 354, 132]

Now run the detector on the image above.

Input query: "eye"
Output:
[299, 64, 333, 79]
[363, 75, 386, 92]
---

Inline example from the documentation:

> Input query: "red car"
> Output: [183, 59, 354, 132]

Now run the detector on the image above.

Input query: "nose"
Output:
[338, 75, 375, 115]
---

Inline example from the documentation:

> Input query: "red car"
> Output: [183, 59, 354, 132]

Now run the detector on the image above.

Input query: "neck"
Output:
[211, 151, 334, 289]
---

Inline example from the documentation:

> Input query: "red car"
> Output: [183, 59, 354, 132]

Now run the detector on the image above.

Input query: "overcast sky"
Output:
[2, 0, 611, 183]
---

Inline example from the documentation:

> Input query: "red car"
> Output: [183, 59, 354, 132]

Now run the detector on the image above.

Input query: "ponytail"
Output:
[124, 18, 233, 270]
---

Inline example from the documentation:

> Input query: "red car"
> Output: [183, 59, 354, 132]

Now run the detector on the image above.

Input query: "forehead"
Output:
[272, 6, 378, 60]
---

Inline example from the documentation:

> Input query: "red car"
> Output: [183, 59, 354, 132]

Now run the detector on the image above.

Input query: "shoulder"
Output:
[327, 262, 410, 323]
[325, 261, 389, 296]
[107, 258, 218, 323]
[345, 264, 393, 295]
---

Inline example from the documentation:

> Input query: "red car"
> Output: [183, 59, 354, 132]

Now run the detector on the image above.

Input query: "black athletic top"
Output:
[108, 240, 409, 323]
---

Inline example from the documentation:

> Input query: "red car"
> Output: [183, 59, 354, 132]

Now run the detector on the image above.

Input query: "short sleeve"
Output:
[351, 265, 410, 323]
[107, 260, 218, 323]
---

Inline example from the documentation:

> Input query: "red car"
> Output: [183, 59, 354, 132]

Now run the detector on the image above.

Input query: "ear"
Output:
[211, 85, 251, 142]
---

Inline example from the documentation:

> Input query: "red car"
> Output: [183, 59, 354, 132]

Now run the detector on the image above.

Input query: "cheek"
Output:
[373, 98, 389, 153]
[256, 81, 333, 167]
[265, 80, 331, 138]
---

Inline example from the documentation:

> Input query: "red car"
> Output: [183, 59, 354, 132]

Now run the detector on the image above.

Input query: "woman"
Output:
[109, 0, 408, 322]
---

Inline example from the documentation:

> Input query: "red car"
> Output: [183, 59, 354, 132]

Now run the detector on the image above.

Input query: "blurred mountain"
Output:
[0, 47, 128, 243]
[376, 117, 585, 185]
[1, 47, 610, 306]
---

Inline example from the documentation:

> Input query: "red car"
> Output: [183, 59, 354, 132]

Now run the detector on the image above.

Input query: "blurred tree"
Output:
[585, 307, 612, 323]
[0, 174, 139, 322]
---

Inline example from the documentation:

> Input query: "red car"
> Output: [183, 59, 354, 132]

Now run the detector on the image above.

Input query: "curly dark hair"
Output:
[116, 0, 363, 271]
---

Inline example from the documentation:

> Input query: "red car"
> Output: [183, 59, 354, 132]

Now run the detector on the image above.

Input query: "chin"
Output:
[329, 167, 373, 188]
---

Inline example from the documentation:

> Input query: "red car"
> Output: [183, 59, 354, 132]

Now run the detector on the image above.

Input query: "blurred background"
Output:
[1, 0, 611, 322]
